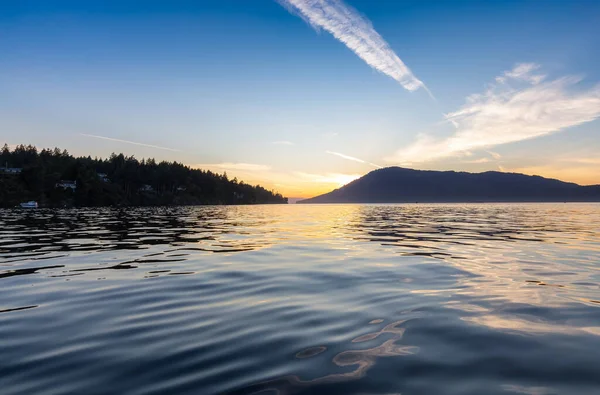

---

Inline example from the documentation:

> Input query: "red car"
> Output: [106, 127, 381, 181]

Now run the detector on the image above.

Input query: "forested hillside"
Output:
[0, 144, 287, 207]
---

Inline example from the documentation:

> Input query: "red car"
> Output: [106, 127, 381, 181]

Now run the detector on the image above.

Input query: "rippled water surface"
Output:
[2, 204, 600, 395]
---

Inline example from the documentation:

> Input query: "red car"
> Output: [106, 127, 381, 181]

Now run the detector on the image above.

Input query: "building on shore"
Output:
[56, 180, 77, 191]
[1, 165, 22, 174]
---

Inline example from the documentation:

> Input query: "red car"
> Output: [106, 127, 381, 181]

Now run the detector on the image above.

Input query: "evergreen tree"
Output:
[0, 144, 287, 207]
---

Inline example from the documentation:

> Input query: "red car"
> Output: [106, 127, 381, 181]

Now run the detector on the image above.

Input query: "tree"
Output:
[0, 144, 287, 207]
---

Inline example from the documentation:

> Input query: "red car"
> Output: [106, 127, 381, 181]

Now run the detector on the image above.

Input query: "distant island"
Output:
[0, 144, 287, 207]
[299, 167, 600, 203]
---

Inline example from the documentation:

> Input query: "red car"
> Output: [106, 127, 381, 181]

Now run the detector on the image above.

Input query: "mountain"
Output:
[299, 167, 600, 203]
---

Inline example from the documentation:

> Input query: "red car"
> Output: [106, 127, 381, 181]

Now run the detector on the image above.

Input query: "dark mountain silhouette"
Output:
[299, 167, 600, 203]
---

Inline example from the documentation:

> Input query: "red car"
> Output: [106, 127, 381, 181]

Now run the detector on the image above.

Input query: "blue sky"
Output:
[2, 0, 599, 197]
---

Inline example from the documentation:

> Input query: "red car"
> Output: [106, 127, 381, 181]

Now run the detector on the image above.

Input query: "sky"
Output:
[1, 0, 599, 198]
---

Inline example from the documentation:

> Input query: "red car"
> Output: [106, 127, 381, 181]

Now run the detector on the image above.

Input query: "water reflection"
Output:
[241, 319, 418, 395]
[1, 204, 600, 395]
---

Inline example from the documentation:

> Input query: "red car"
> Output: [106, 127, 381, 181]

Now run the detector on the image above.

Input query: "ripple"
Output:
[0, 265, 64, 279]
[295, 346, 327, 359]
[1, 204, 600, 395]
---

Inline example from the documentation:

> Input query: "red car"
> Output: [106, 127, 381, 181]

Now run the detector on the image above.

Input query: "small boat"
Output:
[19, 201, 38, 208]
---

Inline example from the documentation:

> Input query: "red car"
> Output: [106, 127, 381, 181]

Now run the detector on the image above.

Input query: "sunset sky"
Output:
[2, 0, 600, 198]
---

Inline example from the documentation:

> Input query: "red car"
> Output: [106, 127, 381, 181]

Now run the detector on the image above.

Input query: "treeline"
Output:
[0, 144, 287, 207]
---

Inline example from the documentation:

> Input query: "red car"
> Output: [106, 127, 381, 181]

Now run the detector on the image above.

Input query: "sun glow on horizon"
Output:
[190, 163, 362, 199]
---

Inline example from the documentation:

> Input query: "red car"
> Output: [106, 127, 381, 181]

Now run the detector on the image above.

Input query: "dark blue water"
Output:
[1, 204, 600, 395]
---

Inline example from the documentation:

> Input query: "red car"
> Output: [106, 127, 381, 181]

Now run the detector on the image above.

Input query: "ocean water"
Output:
[1, 204, 600, 395]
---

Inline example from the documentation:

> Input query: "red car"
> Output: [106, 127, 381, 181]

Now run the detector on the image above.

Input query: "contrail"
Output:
[277, 0, 430, 95]
[326, 150, 382, 169]
[79, 134, 181, 152]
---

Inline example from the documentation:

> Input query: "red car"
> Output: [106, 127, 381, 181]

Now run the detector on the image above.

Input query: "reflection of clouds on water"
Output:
[349, 204, 600, 322]
[1, 204, 600, 394]
[463, 315, 600, 337]
[245, 319, 418, 395]
[295, 346, 327, 359]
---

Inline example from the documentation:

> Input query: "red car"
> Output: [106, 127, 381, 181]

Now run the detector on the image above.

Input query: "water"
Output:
[1, 204, 600, 395]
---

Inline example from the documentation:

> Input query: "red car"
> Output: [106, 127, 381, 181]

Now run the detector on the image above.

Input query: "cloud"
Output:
[326, 150, 382, 168]
[448, 119, 459, 129]
[195, 163, 272, 172]
[193, 162, 359, 187]
[189, 164, 362, 197]
[386, 63, 600, 164]
[507, 164, 600, 186]
[495, 63, 546, 85]
[561, 157, 600, 165]
[80, 133, 180, 152]
[272, 141, 294, 145]
[462, 151, 502, 164]
[487, 151, 502, 160]
[277, 0, 429, 94]
[295, 171, 361, 186]
[463, 157, 491, 164]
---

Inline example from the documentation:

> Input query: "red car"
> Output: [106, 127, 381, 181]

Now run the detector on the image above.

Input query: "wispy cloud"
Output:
[295, 171, 361, 186]
[463, 157, 491, 164]
[487, 151, 502, 160]
[507, 164, 600, 186]
[386, 63, 600, 164]
[272, 141, 294, 145]
[80, 133, 181, 152]
[560, 157, 600, 165]
[194, 163, 272, 172]
[189, 164, 362, 196]
[495, 63, 546, 85]
[462, 151, 502, 164]
[277, 0, 429, 95]
[326, 150, 382, 168]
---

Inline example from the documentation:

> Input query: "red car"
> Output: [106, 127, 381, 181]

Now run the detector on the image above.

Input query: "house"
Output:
[97, 173, 110, 182]
[56, 180, 77, 191]
[139, 184, 154, 192]
[233, 192, 245, 199]
[1, 167, 22, 174]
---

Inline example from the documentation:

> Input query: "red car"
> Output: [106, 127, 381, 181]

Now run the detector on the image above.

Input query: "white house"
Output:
[97, 173, 110, 182]
[1, 167, 22, 174]
[56, 180, 77, 191]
